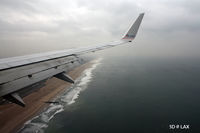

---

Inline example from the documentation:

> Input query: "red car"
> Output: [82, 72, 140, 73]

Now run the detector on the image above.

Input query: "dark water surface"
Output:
[44, 56, 200, 133]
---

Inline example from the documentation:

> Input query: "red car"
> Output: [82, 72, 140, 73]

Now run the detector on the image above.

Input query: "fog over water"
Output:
[0, 0, 200, 58]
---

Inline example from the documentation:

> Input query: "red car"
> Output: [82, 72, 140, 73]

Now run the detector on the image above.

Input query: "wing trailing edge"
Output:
[0, 13, 144, 107]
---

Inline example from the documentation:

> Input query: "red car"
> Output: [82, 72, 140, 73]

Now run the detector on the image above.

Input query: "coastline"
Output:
[0, 61, 94, 133]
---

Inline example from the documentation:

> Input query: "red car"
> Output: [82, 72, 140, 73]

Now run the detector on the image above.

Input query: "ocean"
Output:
[19, 56, 200, 133]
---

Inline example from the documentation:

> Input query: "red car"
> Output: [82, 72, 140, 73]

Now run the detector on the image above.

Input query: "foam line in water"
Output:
[61, 58, 102, 105]
[18, 58, 102, 133]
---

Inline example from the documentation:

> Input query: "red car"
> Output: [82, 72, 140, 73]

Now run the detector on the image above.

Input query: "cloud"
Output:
[0, 0, 199, 58]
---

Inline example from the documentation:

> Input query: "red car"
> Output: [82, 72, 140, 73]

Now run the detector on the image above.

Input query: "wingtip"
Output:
[140, 12, 145, 15]
[122, 13, 144, 40]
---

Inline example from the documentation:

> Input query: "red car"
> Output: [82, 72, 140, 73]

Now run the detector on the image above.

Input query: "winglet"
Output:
[122, 13, 144, 40]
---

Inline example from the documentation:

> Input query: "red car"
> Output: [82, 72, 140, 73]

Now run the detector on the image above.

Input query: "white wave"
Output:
[18, 58, 102, 133]
[20, 122, 48, 133]
[19, 105, 63, 133]
[41, 104, 64, 123]
[46, 105, 64, 122]
[61, 58, 102, 105]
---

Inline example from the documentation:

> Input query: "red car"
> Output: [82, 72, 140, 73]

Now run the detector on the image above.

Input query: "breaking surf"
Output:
[18, 58, 102, 133]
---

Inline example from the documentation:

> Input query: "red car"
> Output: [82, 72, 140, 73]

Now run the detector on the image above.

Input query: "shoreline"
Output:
[0, 61, 94, 133]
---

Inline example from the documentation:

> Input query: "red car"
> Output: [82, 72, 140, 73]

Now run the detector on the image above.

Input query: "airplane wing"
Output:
[0, 13, 144, 106]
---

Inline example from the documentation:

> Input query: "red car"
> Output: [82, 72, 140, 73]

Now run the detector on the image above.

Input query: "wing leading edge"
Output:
[0, 13, 144, 106]
[0, 13, 144, 71]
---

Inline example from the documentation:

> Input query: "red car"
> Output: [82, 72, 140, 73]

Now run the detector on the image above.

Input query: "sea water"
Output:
[19, 56, 200, 133]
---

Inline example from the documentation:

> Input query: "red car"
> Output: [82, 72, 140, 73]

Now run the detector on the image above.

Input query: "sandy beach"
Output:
[0, 61, 93, 133]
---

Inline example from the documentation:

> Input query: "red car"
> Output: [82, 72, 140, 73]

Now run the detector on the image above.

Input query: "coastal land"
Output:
[0, 61, 93, 133]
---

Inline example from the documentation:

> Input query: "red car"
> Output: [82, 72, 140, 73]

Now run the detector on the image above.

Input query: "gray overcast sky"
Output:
[0, 0, 200, 58]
